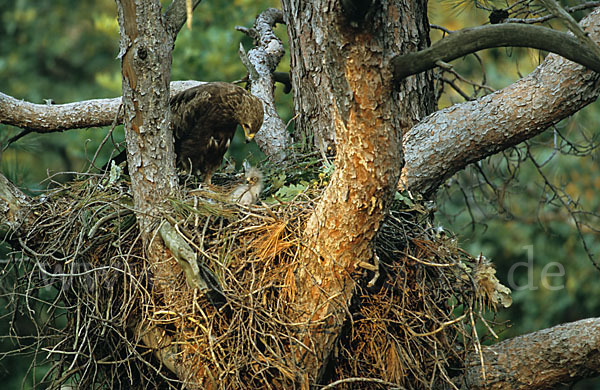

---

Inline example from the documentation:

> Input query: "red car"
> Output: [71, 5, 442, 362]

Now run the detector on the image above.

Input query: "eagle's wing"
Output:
[169, 83, 249, 181]
[170, 82, 249, 139]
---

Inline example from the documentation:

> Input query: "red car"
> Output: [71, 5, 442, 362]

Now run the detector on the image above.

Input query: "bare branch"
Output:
[163, 0, 203, 40]
[464, 317, 600, 389]
[236, 8, 291, 161]
[538, 0, 600, 60]
[0, 81, 204, 135]
[0, 92, 123, 133]
[402, 8, 600, 197]
[392, 24, 600, 81]
[506, 2, 600, 24]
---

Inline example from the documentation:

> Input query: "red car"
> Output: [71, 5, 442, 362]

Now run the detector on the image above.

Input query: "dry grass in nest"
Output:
[1, 161, 501, 389]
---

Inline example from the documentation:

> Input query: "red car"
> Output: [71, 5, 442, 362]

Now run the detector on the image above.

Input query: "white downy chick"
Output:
[229, 167, 263, 206]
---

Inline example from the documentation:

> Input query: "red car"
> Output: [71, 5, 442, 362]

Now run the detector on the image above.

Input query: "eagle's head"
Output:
[246, 167, 263, 189]
[237, 94, 264, 143]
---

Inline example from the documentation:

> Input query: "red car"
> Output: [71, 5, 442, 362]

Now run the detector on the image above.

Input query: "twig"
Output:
[537, 0, 600, 60]
[88, 103, 123, 172]
[320, 377, 407, 389]
[392, 24, 600, 81]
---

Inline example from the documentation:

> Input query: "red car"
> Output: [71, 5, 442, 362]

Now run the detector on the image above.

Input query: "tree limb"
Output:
[464, 317, 600, 389]
[0, 81, 203, 135]
[391, 23, 600, 81]
[164, 0, 203, 40]
[538, 0, 600, 60]
[236, 8, 291, 161]
[401, 8, 600, 197]
[0, 92, 123, 133]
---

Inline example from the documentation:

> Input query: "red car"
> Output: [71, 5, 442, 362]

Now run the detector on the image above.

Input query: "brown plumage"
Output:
[171, 82, 264, 184]
[105, 82, 264, 184]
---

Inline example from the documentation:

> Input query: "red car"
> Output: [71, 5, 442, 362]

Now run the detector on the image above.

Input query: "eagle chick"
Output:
[228, 167, 264, 206]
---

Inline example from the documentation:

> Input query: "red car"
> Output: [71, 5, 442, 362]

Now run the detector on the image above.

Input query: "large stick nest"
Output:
[1, 155, 508, 389]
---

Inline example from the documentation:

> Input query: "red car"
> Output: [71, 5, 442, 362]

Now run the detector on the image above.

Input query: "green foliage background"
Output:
[0, 0, 598, 388]
[430, 0, 600, 343]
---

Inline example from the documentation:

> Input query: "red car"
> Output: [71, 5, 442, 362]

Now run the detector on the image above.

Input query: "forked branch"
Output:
[401, 8, 600, 196]
[392, 23, 600, 81]
[236, 8, 291, 161]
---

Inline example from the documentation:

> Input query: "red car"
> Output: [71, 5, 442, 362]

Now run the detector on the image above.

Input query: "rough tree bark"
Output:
[114, 0, 210, 381]
[115, 0, 177, 236]
[401, 8, 600, 197]
[280, 0, 436, 383]
[237, 8, 291, 161]
[1, 1, 600, 388]
[6, 9, 600, 202]
[465, 318, 600, 389]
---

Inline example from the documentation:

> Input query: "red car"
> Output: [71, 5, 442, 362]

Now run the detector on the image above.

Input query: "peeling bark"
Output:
[3, 12, 600, 204]
[116, 0, 178, 235]
[281, 0, 435, 383]
[114, 0, 207, 383]
[2, 1, 600, 387]
[464, 318, 600, 389]
[401, 8, 600, 197]
[237, 8, 291, 161]
[1, 162, 598, 388]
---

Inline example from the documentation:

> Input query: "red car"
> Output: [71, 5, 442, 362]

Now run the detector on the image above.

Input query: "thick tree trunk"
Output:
[282, 1, 435, 156]
[2, 1, 600, 388]
[114, 0, 204, 382]
[115, 0, 177, 236]
[281, 0, 436, 383]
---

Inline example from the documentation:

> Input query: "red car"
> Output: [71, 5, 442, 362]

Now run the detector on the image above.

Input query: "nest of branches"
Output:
[1, 156, 508, 389]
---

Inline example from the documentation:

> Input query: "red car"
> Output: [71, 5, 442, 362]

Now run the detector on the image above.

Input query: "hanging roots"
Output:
[1, 158, 507, 389]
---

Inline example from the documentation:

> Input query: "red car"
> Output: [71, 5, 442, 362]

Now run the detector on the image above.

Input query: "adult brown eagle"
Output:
[172, 82, 264, 183]
[108, 82, 264, 184]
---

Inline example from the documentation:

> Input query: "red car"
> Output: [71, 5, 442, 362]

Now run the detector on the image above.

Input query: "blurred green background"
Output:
[0, 0, 598, 388]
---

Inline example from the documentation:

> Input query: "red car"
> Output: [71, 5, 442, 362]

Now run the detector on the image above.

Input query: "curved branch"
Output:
[464, 317, 600, 389]
[391, 24, 600, 81]
[401, 8, 600, 197]
[163, 0, 203, 40]
[0, 81, 204, 134]
[236, 8, 291, 161]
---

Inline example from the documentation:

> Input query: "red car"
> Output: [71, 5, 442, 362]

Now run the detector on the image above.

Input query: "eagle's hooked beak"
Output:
[242, 124, 255, 144]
